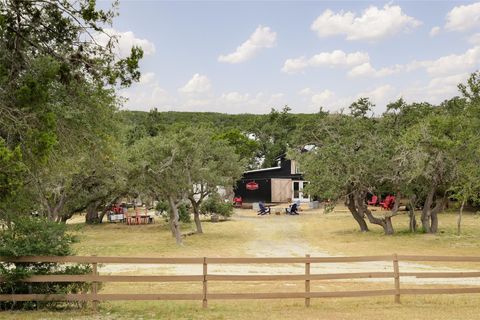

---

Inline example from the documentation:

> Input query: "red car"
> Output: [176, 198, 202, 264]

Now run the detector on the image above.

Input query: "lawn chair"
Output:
[285, 202, 299, 215]
[233, 196, 243, 208]
[367, 195, 378, 206]
[257, 202, 270, 215]
[380, 195, 395, 210]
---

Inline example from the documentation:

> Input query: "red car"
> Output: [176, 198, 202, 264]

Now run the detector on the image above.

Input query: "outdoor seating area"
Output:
[367, 194, 396, 210]
[107, 205, 154, 225]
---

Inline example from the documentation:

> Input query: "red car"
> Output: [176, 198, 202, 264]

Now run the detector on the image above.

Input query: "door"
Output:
[292, 181, 310, 202]
[271, 179, 292, 202]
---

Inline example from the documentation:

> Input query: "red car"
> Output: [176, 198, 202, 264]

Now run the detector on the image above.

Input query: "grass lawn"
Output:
[2, 207, 480, 319]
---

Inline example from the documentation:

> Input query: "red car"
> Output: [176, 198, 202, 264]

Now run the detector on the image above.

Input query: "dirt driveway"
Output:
[100, 209, 480, 286]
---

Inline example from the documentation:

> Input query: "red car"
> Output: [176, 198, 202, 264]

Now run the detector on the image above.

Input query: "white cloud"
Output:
[403, 73, 468, 104]
[96, 28, 156, 58]
[469, 33, 480, 45]
[282, 57, 309, 73]
[445, 2, 480, 32]
[346, 45, 480, 78]
[298, 88, 313, 96]
[356, 85, 396, 106]
[311, 4, 421, 41]
[218, 25, 277, 63]
[282, 50, 369, 73]
[310, 50, 370, 67]
[300, 85, 396, 114]
[179, 74, 212, 94]
[429, 26, 441, 37]
[348, 62, 403, 78]
[220, 92, 250, 104]
[119, 73, 172, 111]
[311, 90, 336, 106]
[419, 46, 480, 76]
[139, 72, 156, 85]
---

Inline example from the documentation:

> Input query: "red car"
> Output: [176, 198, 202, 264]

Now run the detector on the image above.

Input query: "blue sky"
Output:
[101, 1, 480, 114]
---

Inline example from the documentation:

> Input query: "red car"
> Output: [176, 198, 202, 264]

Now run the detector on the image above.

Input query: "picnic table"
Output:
[125, 214, 154, 225]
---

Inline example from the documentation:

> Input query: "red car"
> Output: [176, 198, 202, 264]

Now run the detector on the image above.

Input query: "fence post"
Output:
[203, 257, 208, 308]
[92, 256, 98, 312]
[392, 253, 400, 304]
[305, 254, 311, 307]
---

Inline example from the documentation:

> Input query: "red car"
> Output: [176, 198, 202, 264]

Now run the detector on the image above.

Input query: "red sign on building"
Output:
[246, 181, 259, 191]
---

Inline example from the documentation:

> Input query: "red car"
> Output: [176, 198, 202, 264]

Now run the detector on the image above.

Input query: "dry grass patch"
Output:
[3, 295, 480, 320]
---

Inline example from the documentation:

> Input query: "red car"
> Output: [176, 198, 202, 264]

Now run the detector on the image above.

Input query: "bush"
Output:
[159, 201, 191, 223]
[200, 194, 233, 219]
[0, 216, 91, 310]
[155, 200, 169, 214]
[178, 203, 191, 223]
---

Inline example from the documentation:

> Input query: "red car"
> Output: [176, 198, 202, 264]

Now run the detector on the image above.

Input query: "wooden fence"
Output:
[1, 254, 480, 310]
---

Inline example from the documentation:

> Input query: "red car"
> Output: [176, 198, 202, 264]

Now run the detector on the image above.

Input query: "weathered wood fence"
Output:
[1, 254, 480, 310]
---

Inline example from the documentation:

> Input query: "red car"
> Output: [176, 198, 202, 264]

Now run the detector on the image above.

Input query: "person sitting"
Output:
[257, 202, 270, 215]
[285, 202, 299, 215]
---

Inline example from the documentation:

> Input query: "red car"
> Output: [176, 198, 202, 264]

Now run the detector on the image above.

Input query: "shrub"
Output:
[159, 202, 191, 223]
[0, 216, 91, 310]
[200, 194, 233, 219]
[155, 200, 169, 214]
[178, 203, 191, 223]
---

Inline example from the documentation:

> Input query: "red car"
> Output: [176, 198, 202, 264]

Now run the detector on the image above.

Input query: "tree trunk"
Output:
[99, 208, 108, 223]
[168, 196, 183, 245]
[385, 217, 394, 235]
[408, 206, 417, 233]
[192, 203, 203, 234]
[421, 186, 436, 233]
[355, 191, 395, 235]
[85, 201, 101, 224]
[346, 193, 369, 232]
[408, 195, 417, 232]
[457, 199, 465, 235]
[430, 195, 445, 234]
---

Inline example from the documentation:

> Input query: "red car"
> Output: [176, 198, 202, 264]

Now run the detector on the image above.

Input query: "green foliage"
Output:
[155, 201, 169, 213]
[178, 203, 191, 223]
[0, 0, 142, 222]
[253, 106, 298, 167]
[0, 217, 75, 256]
[0, 139, 25, 203]
[349, 97, 374, 117]
[214, 129, 260, 169]
[0, 216, 91, 310]
[200, 194, 233, 218]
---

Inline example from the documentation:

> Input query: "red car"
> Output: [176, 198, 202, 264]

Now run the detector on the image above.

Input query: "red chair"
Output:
[380, 195, 395, 210]
[367, 195, 378, 206]
[233, 196, 243, 207]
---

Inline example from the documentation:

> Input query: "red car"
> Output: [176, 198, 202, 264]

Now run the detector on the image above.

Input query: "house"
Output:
[235, 155, 309, 203]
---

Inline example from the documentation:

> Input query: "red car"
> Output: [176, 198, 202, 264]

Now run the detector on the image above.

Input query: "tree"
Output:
[131, 127, 244, 239]
[215, 129, 260, 170]
[450, 72, 480, 234]
[130, 136, 186, 245]
[251, 106, 297, 168]
[178, 127, 244, 233]
[294, 99, 379, 233]
[0, 0, 142, 221]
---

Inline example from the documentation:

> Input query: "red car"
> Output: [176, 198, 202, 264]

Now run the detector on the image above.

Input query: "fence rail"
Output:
[1, 254, 479, 310]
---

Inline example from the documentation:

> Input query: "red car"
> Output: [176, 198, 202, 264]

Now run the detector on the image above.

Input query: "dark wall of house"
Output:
[234, 159, 304, 203]
[236, 178, 272, 203]
[242, 160, 303, 180]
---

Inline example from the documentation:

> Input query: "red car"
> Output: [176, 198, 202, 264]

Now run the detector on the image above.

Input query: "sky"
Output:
[99, 1, 480, 114]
